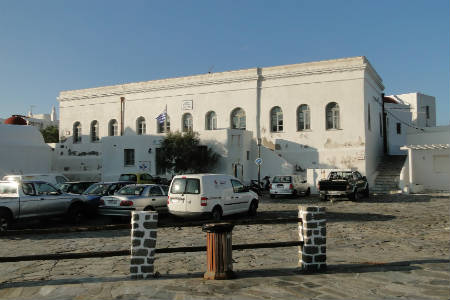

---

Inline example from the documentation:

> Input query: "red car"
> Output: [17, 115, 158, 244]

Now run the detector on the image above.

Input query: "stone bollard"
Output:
[298, 206, 326, 272]
[130, 211, 158, 279]
[202, 223, 235, 280]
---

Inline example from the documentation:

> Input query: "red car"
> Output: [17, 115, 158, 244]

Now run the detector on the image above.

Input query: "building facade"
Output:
[56, 56, 387, 184]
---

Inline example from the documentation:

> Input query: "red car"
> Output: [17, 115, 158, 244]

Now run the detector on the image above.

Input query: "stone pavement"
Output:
[0, 193, 449, 299]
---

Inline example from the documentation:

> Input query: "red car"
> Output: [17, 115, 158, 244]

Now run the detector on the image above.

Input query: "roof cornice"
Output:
[58, 56, 384, 101]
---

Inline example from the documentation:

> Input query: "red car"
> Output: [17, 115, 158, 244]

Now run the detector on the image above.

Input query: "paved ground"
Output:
[0, 193, 449, 299]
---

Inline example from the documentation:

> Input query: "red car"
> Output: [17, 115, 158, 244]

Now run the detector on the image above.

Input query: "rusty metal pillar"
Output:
[202, 223, 235, 280]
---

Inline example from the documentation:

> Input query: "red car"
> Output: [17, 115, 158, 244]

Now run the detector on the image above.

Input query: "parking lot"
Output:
[0, 193, 449, 299]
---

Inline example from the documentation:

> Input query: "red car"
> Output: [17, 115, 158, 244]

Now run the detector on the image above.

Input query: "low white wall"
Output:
[0, 125, 52, 178]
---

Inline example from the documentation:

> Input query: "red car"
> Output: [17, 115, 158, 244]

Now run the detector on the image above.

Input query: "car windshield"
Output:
[119, 174, 137, 181]
[83, 183, 110, 195]
[58, 183, 70, 193]
[0, 182, 18, 196]
[170, 178, 200, 194]
[272, 176, 292, 183]
[117, 185, 145, 196]
[161, 185, 169, 195]
[329, 172, 353, 180]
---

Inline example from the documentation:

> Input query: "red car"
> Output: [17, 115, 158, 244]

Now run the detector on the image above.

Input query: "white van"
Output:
[168, 174, 259, 220]
[2, 173, 69, 187]
[269, 175, 310, 198]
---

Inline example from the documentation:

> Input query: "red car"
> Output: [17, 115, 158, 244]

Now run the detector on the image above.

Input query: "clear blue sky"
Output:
[1, 0, 449, 125]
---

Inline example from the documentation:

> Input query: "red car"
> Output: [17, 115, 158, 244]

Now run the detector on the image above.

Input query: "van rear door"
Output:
[170, 177, 201, 212]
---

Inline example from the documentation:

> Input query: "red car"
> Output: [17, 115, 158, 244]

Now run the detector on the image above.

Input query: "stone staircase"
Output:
[372, 155, 407, 194]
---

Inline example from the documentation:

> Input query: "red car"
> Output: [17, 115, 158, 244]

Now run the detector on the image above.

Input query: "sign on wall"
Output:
[138, 161, 151, 171]
[182, 100, 193, 110]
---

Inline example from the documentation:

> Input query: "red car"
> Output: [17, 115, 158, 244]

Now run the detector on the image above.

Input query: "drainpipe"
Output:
[382, 93, 387, 154]
[256, 68, 263, 187]
[120, 97, 125, 136]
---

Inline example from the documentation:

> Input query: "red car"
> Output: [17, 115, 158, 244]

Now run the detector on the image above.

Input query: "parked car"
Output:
[56, 181, 97, 195]
[168, 174, 259, 221]
[118, 173, 162, 184]
[81, 181, 134, 215]
[318, 170, 369, 201]
[3, 173, 69, 186]
[269, 175, 310, 198]
[98, 184, 169, 217]
[0, 180, 85, 232]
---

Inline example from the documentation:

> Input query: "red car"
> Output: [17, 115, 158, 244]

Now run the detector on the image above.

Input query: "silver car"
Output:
[98, 184, 168, 217]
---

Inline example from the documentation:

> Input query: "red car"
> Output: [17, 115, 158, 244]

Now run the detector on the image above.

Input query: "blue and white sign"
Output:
[255, 158, 263, 165]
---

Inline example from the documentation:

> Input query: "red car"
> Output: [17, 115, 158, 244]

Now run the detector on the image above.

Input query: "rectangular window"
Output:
[246, 151, 250, 160]
[426, 106, 430, 119]
[170, 178, 200, 194]
[124, 149, 135, 166]
[396, 123, 401, 135]
[155, 148, 166, 175]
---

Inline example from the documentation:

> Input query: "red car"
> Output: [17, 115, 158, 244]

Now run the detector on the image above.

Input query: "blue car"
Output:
[82, 181, 134, 215]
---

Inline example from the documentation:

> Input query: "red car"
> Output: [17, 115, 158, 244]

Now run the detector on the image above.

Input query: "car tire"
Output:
[67, 204, 84, 224]
[248, 200, 258, 217]
[0, 210, 11, 233]
[305, 188, 311, 196]
[363, 185, 370, 198]
[212, 206, 222, 221]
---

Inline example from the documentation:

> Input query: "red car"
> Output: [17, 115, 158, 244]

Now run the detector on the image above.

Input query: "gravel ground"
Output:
[0, 193, 448, 299]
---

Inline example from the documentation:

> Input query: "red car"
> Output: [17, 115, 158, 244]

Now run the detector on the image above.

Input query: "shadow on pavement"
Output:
[1, 259, 447, 289]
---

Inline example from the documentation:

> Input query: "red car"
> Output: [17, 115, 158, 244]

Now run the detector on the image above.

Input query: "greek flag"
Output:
[156, 110, 166, 124]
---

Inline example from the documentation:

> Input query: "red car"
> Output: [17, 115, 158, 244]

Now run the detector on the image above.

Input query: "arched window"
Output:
[109, 119, 118, 136]
[270, 106, 283, 132]
[182, 113, 193, 132]
[326, 102, 340, 130]
[90, 120, 99, 142]
[205, 111, 217, 130]
[73, 122, 81, 143]
[136, 117, 146, 135]
[157, 115, 170, 133]
[231, 108, 246, 130]
[297, 104, 310, 131]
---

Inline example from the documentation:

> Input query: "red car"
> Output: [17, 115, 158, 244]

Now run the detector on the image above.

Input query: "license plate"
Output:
[107, 200, 118, 205]
[277, 184, 284, 187]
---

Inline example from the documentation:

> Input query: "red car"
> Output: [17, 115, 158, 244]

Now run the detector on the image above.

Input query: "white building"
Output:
[26, 106, 59, 130]
[399, 126, 450, 192]
[55, 56, 390, 185]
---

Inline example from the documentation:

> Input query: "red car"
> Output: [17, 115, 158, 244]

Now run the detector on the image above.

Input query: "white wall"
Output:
[0, 124, 52, 178]
[390, 93, 436, 127]
[101, 135, 164, 182]
[385, 102, 413, 155]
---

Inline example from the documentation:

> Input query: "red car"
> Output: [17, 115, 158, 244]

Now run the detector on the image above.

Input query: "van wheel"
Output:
[67, 204, 84, 224]
[248, 200, 258, 217]
[212, 206, 222, 221]
[0, 210, 12, 233]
